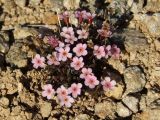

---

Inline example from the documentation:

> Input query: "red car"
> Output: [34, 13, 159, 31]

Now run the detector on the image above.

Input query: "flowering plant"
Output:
[32, 10, 120, 107]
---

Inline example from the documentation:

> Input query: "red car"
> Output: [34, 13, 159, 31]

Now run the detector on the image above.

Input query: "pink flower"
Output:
[58, 46, 72, 61]
[32, 54, 46, 69]
[110, 45, 121, 59]
[85, 12, 96, 24]
[93, 45, 105, 59]
[68, 83, 82, 98]
[56, 85, 69, 99]
[59, 11, 69, 19]
[80, 68, 93, 79]
[55, 41, 65, 51]
[42, 84, 55, 99]
[70, 57, 84, 70]
[47, 36, 59, 48]
[59, 11, 69, 24]
[59, 95, 74, 108]
[97, 29, 112, 38]
[77, 29, 89, 39]
[47, 52, 60, 65]
[60, 27, 74, 38]
[84, 75, 99, 88]
[101, 77, 116, 91]
[75, 10, 87, 23]
[105, 45, 111, 58]
[65, 35, 77, 44]
[73, 43, 87, 57]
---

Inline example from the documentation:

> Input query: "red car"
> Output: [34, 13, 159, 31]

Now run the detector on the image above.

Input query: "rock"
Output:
[124, 66, 146, 95]
[145, 89, 160, 108]
[95, 101, 116, 119]
[127, 0, 144, 13]
[14, 0, 26, 8]
[9, 106, 32, 120]
[0, 97, 9, 108]
[133, 13, 160, 38]
[13, 27, 38, 39]
[19, 88, 36, 107]
[124, 29, 149, 53]
[6, 41, 28, 67]
[33, 113, 43, 120]
[48, 117, 57, 120]
[104, 83, 124, 100]
[43, 0, 63, 12]
[3, 0, 16, 14]
[63, 0, 80, 10]
[132, 108, 160, 120]
[0, 68, 22, 95]
[154, 39, 160, 52]
[0, 106, 10, 119]
[122, 95, 139, 113]
[144, 0, 160, 12]
[40, 102, 52, 118]
[116, 102, 132, 117]
[10, 106, 21, 116]
[108, 58, 125, 74]
[29, 0, 41, 6]
[75, 114, 90, 120]
[139, 95, 147, 111]
[42, 12, 58, 25]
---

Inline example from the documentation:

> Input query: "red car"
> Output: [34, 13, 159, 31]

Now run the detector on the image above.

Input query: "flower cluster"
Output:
[32, 10, 120, 107]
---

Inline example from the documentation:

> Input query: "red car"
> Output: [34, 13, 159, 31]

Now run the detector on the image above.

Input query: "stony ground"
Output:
[0, 0, 160, 120]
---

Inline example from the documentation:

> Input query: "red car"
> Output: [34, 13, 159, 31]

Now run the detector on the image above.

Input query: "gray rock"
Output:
[95, 101, 116, 119]
[6, 41, 28, 68]
[122, 96, 139, 113]
[40, 102, 52, 118]
[133, 13, 160, 38]
[124, 66, 146, 95]
[116, 102, 132, 117]
[124, 29, 149, 53]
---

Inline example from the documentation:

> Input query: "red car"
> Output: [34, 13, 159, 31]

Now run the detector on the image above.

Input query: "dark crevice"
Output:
[25, 0, 30, 6]
[8, 30, 15, 46]
[19, 77, 32, 90]
[6, 92, 18, 109]
[143, 0, 147, 7]
[19, 102, 39, 119]
[134, 0, 139, 3]
[115, 115, 133, 120]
